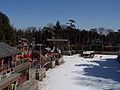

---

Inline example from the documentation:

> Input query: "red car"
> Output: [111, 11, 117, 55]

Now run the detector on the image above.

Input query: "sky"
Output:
[0, 0, 120, 30]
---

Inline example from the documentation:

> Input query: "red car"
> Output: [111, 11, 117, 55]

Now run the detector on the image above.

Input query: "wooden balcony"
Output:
[15, 61, 32, 73]
[0, 73, 20, 90]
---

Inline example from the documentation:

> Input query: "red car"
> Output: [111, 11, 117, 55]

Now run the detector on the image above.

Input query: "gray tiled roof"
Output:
[0, 42, 21, 59]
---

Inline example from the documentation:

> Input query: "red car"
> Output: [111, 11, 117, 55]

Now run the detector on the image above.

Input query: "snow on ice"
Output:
[38, 54, 120, 90]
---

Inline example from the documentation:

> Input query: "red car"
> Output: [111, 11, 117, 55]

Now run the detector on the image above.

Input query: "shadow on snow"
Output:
[74, 57, 120, 82]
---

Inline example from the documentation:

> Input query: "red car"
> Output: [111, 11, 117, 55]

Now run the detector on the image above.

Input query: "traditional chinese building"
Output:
[16, 38, 32, 59]
[0, 42, 21, 90]
[0, 42, 38, 90]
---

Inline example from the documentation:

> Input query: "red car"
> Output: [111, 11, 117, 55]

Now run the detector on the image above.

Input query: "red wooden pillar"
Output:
[39, 49, 42, 65]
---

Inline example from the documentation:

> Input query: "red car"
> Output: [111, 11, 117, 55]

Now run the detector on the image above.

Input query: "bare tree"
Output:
[61, 24, 67, 30]
[97, 27, 105, 35]
[105, 29, 114, 35]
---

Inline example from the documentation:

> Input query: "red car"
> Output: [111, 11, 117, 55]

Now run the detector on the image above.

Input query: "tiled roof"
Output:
[0, 42, 21, 59]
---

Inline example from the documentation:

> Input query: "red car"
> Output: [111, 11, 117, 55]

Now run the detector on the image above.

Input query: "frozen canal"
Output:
[38, 54, 120, 90]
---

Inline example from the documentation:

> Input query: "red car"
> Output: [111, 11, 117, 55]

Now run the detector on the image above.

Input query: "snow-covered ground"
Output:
[38, 54, 120, 90]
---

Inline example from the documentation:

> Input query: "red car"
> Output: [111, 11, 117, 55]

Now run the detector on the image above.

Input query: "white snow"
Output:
[38, 54, 120, 90]
[83, 51, 94, 54]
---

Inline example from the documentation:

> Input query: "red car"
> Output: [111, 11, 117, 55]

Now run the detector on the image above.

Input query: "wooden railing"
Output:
[15, 62, 32, 73]
[0, 73, 20, 90]
[0, 58, 32, 80]
[0, 68, 14, 80]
